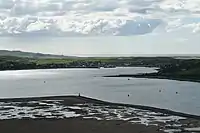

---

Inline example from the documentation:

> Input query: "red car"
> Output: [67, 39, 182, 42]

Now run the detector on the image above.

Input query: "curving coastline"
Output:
[104, 74, 200, 83]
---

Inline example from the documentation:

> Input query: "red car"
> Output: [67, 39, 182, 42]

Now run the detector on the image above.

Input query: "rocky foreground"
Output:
[0, 96, 200, 133]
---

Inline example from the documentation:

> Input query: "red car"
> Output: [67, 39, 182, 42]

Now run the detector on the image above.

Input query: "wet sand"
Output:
[0, 118, 162, 133]
[0, 95, 198, 119]
[0, 96, 200, 133]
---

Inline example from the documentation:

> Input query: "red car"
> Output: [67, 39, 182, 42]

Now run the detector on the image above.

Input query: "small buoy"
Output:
[128, 94, 130, 97]
[176, 92, 178, 94]
[128, 78, 130, 80]
[159, 90, 161, 92]
[44, 81, 46, 83]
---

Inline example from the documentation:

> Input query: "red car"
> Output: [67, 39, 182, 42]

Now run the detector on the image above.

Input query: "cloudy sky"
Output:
[0, 0, 199, 56]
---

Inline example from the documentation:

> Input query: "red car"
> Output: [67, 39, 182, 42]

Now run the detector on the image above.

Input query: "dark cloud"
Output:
[127, 0, 162, 7]
[117, 19, 161, 35]
[129, 8, 152, 14]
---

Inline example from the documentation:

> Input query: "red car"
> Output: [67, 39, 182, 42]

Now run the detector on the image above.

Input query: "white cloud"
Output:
[0, 0, 199, 36]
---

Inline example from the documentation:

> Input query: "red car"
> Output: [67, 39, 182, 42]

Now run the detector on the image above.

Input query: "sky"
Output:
[0, 0, 200, 56]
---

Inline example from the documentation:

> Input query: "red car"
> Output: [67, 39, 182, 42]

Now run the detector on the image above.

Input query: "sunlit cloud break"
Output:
[0, 0, 199, 36]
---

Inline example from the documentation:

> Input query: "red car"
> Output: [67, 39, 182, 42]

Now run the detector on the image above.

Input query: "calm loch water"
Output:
[0, 67, 200, 115]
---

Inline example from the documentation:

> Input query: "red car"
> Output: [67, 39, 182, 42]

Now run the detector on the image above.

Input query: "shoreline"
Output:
[104, 74, 200, 83]
[0, 66, 199, 84]
[0, 67, 101, 72]
[0, 95, 200, 119]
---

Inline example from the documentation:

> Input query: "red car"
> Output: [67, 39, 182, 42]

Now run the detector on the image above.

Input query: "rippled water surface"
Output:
[0, 67, 200, 115]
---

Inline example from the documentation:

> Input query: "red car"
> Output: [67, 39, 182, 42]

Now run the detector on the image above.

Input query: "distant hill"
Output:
[0, 50, 75, 59]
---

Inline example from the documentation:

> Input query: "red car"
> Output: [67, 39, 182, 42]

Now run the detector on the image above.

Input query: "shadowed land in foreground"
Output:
[0, 96, 200, 133]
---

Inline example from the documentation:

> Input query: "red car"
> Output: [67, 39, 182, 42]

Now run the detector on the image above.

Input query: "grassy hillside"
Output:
[0, 55, 176, 70]
[0, 50, 200, 83]
[0, 50, 73, 59]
